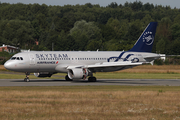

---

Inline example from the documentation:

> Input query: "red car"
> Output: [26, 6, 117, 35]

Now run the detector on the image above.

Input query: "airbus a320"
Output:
[4, 22, 160, 82]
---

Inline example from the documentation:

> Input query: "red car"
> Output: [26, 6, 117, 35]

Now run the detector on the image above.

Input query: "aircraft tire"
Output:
[26, 79, 30, 82]
[88, 77, 97, 82]
[65, 75, 73, 81]
[24, 78, 30, 82]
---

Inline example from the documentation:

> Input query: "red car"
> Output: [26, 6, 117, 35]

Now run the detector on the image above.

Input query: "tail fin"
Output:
[129, 22, 158, 52]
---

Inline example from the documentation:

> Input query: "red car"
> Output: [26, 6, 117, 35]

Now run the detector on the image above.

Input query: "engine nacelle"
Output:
[34, 72, 53, 77]
[68, 68, 89, 80]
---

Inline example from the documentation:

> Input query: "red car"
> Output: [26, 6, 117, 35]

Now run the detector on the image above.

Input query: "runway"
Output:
[0, 79, 180, 86]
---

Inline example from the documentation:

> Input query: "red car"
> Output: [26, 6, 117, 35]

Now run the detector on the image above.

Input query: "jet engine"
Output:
[68, 68, 89, 80]
[34, 72, 53, 77]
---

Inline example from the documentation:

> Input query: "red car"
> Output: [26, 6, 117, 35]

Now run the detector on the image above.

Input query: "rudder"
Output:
[129, 22, 158, 52]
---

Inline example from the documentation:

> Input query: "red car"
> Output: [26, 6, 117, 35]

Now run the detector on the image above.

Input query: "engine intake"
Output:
[68, 68, 88, 80]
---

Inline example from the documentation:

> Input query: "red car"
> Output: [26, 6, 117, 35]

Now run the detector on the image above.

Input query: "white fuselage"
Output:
[4, 51, 158, 73]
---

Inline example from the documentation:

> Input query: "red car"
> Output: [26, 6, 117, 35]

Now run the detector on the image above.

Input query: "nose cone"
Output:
[4, 61, 14, 71]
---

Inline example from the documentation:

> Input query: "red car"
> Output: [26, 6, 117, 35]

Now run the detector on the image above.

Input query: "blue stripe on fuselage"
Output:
[107, 52, 134, 62]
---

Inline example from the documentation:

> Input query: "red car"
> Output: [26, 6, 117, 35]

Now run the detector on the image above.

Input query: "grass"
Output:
[2, 72, 180, 79]
[1, 65, 180, 119]
[118, 65, 180, 74]
[0, 86, 180, 120]
[0, 72, 67, 79]
[0, 65, 7, 71]
[95, 73, 180, 79]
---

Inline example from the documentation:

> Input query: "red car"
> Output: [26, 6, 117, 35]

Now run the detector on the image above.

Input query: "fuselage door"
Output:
[29, 54, 35, 65]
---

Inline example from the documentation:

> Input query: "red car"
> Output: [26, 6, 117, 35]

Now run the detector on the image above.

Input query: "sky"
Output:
[0, 0, 180, 9]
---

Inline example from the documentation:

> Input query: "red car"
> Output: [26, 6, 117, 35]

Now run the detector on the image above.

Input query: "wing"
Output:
[67, 61, 143, 72]
[87, 61, 142, 72]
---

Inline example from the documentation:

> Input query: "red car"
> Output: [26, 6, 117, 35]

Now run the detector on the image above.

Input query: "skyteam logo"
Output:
[143, 31, 154, 45]
[107, 52, 139, 62]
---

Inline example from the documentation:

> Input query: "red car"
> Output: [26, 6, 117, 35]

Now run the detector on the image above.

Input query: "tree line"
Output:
[0, 1, 180, 55]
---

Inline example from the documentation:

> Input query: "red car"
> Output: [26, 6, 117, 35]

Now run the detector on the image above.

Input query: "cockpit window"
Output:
[11, 57, 23, 60]
[11, 57, 16, 60]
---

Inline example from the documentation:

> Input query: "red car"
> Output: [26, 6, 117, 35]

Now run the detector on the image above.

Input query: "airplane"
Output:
[4, 22, 159, 82]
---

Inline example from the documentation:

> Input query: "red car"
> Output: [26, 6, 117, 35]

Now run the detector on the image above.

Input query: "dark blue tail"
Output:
[129, 22, 158, 52]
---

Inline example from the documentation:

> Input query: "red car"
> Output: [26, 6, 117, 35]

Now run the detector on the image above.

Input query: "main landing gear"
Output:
[24, 72, 30, 82]
[88, 77, 97, 82]
[65, 75, 97, 82]
[88, 72, 97, 82]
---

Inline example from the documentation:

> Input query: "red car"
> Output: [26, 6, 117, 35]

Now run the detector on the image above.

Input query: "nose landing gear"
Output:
[24, 72, 30, 82]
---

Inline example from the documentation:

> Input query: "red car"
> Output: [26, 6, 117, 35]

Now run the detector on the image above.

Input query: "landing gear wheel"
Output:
[65, 75, 73, 81]
[24, 72, 30, 82]
[24, 78, 30, 82]
[26, 78, 30, 82]
[88, 77, 97, 82]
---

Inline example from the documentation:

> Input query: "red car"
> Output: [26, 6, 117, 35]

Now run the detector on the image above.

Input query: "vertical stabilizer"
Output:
[129, 22, 158, 52]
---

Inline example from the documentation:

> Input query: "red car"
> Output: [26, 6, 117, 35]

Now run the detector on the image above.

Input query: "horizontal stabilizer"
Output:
[143, 55, 161, 62]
